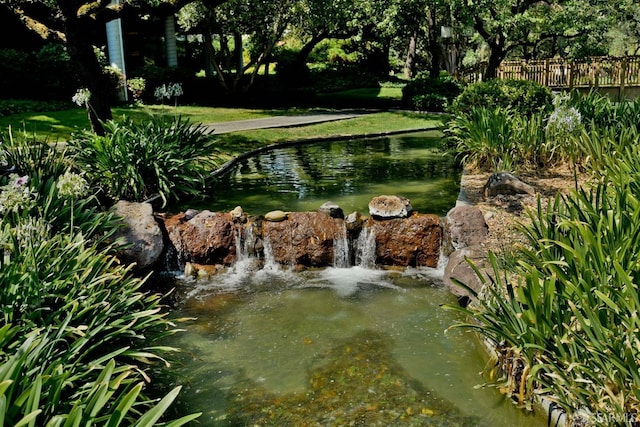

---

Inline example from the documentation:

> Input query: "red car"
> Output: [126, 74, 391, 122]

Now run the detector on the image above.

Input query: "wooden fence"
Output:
[459, 56, 640, 94]
[497, 57, 640, 90]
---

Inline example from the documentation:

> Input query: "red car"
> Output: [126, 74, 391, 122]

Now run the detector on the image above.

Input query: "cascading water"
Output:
[354, 224, 376, 268]
[332, 223, 350, 268]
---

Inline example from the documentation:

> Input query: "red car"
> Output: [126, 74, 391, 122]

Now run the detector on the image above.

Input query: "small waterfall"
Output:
[355, 225, 376, 269]
[261, 233, 279, 271]
[333, 223, 350, 268]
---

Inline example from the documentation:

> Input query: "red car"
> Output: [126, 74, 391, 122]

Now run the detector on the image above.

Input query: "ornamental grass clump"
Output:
[0, 133, 200, 425]
[70, 116, 216, 207]
[445, 123, 640, 426]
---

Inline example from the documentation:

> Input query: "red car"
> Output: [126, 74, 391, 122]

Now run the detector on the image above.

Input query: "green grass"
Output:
[0, 105, 315, 142]
[211, 111, 444, 165]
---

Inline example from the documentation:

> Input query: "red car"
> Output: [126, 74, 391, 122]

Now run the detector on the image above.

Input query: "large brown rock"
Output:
[367, 214, 442, 268]
[444, 205, 488, 255]
[112, 200, 164, 270]
[262, 211, 344, 267]
[164, 210, 238, 265]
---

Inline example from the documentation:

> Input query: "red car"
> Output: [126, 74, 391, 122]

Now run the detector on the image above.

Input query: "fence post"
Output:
[544, 59, 549, 87]
[620, 57, 627, 99]
[568, 61, 574, 90]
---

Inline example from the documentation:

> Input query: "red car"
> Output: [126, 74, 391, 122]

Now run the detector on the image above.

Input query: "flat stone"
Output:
[368, 195, 413, 219]
[264, 210, 288, 222]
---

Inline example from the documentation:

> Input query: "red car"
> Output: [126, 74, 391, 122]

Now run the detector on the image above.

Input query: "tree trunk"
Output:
[484, 42, 505, 80]
[427, 7, 442, 79]
[404, 33, 417, 79]
[62, 11, 113, 135]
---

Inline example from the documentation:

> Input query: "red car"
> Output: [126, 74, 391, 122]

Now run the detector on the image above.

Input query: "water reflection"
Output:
[184, 131, 460, 215]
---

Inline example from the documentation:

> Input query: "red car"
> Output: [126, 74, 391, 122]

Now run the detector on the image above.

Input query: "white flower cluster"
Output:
[154, 82, 184, 101]
[57, 171, 89, 199]
[546, 94, 582, 135]
[72, 88, 92, 107]
[0, 174, 37, 214]
[13, 217, 51, 250]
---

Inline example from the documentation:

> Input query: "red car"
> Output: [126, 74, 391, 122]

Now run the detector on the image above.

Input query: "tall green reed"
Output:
[445, 119, 640, 425]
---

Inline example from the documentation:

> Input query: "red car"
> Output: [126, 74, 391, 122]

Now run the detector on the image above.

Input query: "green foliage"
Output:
[450, 79, 552, 117]
[402, 75, 463, 112]
[69, 116, 217, 207]
[0, 135, 200, 424]
[444, 106, 516, 172]
[445, 119, 640, 425]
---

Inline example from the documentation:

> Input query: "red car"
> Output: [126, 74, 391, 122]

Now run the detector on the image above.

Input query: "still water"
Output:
[164, 133, 546, 426]
[185, 131, 461, 216]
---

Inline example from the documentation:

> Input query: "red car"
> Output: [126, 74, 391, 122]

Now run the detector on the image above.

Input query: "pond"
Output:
[182, 131, 461, 216]
[162, 132, 547, 426]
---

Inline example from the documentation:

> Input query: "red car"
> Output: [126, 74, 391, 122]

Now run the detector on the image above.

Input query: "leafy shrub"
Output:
[444, 106, 516, 172]
[402, 74, 463, 112]
[0, 153, 199, 424]
[450, 79, 552, 116]
[69, 116, 216, 206]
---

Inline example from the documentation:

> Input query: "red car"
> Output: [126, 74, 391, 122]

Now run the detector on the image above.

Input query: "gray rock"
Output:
[444, 205, 488, 255]
[368, 195, 413, 219]
[318, 201, 344, 219]
[112, 200, 164, 270]
[484, 172, 535, 198]
[443, 246, 491, 307]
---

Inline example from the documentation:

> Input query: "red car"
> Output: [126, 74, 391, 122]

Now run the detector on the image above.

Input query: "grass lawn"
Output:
[212, 111, 444, 165]
[0, 105, 308, 142]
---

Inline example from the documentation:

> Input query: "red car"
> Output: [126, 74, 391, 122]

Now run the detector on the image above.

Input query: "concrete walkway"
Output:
[202, 112, 366, 134]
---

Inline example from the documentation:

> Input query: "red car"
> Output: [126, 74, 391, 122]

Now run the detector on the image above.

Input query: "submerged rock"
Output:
[368, 195, 413, 219]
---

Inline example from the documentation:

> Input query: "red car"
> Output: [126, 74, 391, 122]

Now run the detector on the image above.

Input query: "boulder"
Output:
[112, 200, 164, 270]
[163, 210, 237, 265]
[484, 172, 535, 198]
[368, 195, 413, 219]
[368, 214, 442, 268]
[443, 205, 488, 255]
[318, 201, 344, 219]
[443, 246, 491, 306]
[262, 212, 344, 267]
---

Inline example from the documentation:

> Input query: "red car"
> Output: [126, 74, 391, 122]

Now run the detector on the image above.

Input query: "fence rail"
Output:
[459, 56, 640, 91]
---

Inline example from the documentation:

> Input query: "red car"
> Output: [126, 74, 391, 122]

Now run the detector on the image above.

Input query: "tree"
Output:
[451, 0, 604, 79]
[179, 0, 296, 95]
[3, 0, 224, 134]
